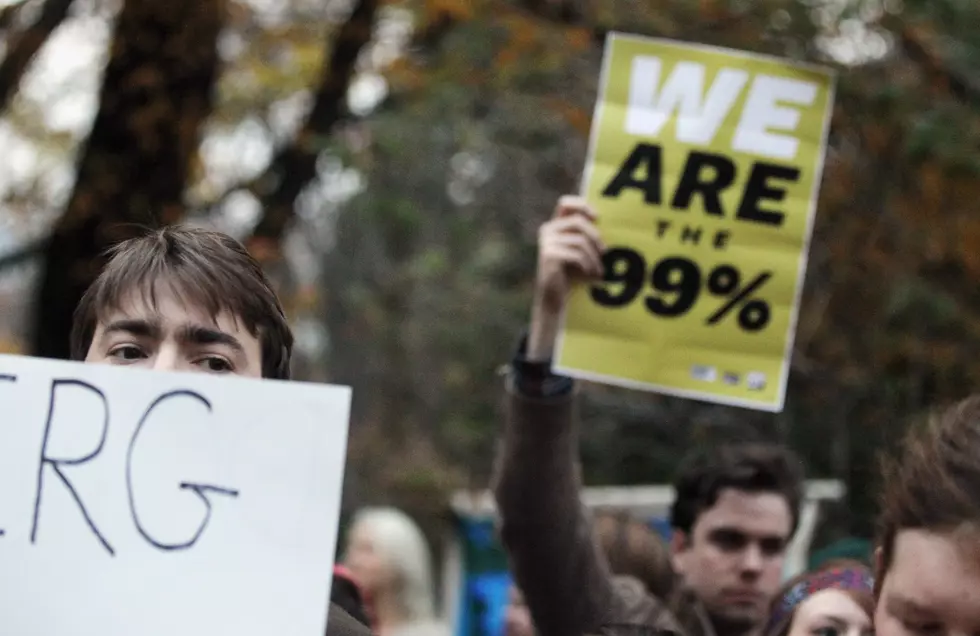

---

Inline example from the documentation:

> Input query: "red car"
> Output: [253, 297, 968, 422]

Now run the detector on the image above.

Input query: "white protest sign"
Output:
[0, 354, 352, 636]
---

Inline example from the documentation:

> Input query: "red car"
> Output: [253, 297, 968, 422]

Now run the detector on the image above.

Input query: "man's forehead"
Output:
[698, 489, 792, 532]
[96, 285, 237, 333]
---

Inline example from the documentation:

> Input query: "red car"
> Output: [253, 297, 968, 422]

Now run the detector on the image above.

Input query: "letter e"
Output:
[732, 75, 818, 161]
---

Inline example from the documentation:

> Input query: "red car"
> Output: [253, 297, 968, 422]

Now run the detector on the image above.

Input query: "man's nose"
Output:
[151, 344, 183, 372]
[740, 543, 764, 576]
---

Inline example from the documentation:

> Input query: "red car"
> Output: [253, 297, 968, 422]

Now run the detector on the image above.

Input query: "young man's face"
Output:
[671, 488, 792, 635]
[84, 284, 263, 378]
[875, 529, 980, 636]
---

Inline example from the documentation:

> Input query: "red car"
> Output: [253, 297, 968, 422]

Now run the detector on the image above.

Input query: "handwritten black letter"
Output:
[31, 379, 115, 555]
[126, 390, 239, 551]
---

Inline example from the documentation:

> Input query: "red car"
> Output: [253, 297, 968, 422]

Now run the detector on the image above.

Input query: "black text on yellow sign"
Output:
[554, 33, 836, 411]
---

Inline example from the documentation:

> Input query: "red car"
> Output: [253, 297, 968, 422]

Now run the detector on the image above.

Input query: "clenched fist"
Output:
[527, 196, 606, 361]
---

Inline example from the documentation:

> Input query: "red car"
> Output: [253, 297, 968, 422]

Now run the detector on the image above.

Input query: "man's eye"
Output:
[760, 538, 785, 556]
[900, 621, 942, 636]
[813, 628, 840, 636]
[109, 345, 145, 360]
[200, 357, 233, 373]
[710, 530, 747, 551]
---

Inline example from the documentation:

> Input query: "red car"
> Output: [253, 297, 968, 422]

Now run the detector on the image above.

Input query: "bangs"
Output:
[88, 257, 257, 336]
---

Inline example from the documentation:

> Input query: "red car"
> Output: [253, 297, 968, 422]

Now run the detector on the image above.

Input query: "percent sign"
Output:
[590, 248, 773, 332]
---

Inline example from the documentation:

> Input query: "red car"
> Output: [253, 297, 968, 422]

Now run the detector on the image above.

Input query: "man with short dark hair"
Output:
[492, 197, 804, 636]
[668, 443, 802, 636]
[71, 225, 371, 636]
[71, 226, 293, 379]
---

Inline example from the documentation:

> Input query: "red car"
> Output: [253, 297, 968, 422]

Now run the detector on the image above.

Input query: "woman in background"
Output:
[763, 560, 874, 636]
[344, 507, 449, 636]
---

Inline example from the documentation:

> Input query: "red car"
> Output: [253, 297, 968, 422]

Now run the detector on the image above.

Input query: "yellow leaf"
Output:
[563, 26, 592, 51]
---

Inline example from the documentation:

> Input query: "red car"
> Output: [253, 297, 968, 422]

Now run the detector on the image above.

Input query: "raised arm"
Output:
[491, 197, 618, 636]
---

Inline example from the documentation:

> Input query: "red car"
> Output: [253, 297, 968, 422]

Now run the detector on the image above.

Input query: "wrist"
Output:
[511, 332, 573, 398]
[527, 298, 561, 362]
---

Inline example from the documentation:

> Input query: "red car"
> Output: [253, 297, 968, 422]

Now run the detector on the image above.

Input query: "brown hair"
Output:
[764, 559, 874, 636]
[70, 225, 293, 379]
[670, 443, 804, 537]
[876, 395, 980, 587]
[594, 510, 676, 599]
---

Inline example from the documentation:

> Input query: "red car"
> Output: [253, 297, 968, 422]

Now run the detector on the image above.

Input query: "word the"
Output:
[625, 56, 818, 161]
[591, 248, 773, 332]
[655, 221, 731, 250]
[602, 144, 798, 227]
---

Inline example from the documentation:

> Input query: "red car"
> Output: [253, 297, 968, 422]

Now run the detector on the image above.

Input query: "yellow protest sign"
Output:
[554, 33, 836, 412]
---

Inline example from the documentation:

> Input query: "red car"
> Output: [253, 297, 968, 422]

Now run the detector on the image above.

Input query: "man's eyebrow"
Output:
[103, 319, 160, 338]
[177, 324, 244, 352]
[815, 616, 850, 628]
[886, 594, 938, 621]
[706, 527, 748, 537]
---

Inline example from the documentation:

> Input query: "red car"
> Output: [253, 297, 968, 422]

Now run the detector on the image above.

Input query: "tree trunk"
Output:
[30, 0, 225, 358]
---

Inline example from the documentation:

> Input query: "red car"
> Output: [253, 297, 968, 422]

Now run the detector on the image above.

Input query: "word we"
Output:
[625, 56, 819, 161]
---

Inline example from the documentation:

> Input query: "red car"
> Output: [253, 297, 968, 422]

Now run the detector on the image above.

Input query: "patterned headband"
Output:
[765, 567, 874, 636]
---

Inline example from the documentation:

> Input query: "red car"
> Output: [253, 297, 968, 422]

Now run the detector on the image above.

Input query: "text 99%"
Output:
[590, 248, 773, 333]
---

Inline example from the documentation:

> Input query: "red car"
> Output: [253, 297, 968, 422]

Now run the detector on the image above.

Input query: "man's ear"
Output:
[671, 529, 689, 574]
[874, 546, 885, 602]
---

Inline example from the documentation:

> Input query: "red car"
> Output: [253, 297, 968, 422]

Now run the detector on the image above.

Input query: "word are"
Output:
[625, 56, 819, 161]
[1, 376, 238, 556]
[591, 248, 773, 332]
[602, 143, 798, 227]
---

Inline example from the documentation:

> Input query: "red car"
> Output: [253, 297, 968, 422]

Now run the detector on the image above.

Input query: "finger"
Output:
[544, 237, 603, 278]
[543, 232, 603, 275]
[551, 234, 604, 276]
[551, 214, 605, 252]
[548, 246, 600, 280]
[553, 195, 597, 222]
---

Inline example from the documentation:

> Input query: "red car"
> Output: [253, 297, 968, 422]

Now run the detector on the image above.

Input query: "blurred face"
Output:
[504, 587, 535, 636]
[344, 523, 392, 597]
[788, 589, 873, 636]
[876, 529, 980, 636]
[85, 285, 262, 377]
[672, 488, 792, 634]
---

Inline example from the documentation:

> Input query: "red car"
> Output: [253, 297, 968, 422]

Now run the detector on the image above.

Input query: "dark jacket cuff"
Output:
[510, 332, 574, 398]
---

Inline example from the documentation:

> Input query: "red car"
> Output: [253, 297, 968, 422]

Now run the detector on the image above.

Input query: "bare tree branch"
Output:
[245, 0, 379, 254]
[0, 0, 76, 111]
[207, 0, 469, 251]
[0, 0, 30, 30]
